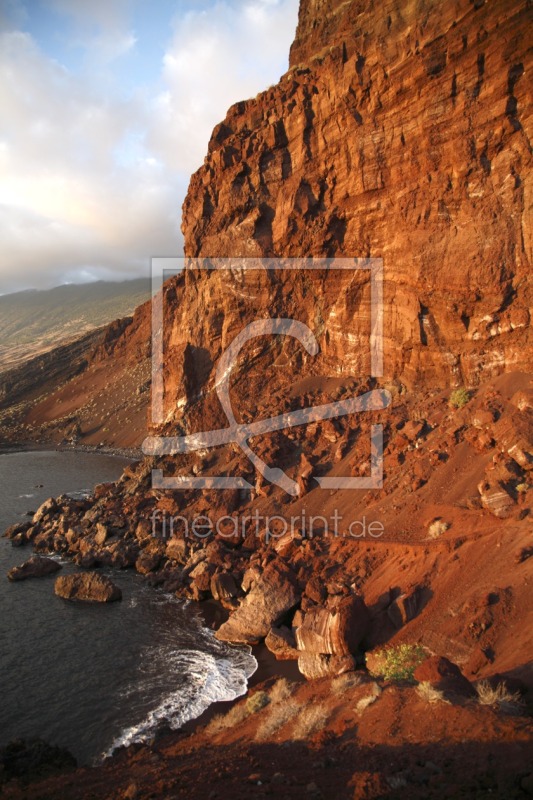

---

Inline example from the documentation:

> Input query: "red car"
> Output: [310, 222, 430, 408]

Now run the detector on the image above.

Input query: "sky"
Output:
[0, 0, 299, 294]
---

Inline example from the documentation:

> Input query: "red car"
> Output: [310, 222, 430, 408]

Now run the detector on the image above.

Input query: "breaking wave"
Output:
[101, 607, 256, 760]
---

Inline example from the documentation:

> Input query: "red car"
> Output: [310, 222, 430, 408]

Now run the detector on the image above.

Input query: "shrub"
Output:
[449, 388, 470, 409]
[416, 681, 450, 704]
[368, 644, 426, 682]
[204, 703, 250, 734]
[291, 704, 329, 739]
[475, 681, 524, 713]
[245, 690, 270, 714]
[269, 678, 295, 704]
[205, 683, 293, 737]
[427, 519, 450, 539]
[254, 699, 300, 742]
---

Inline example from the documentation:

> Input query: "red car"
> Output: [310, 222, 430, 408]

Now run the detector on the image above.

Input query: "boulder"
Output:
[7, 556, 62, 582]
[32, 498, 58, 525]
[294, 594, 370, 656]
[165, 537, 188, 564]
[477, 480, 515, 519]
[94, 523, 108, 546]
[3, 521, 32, 541]
[135, 551, 163, 575]
[54, 572, 122, 603]
[265, 626, 299, 660]
[297, 653, 356, 680]
[211, 571, 241, 605]
[215, 560, 300, 644]
[414, 655, 475, 697]
[387, 588, 422, 629]
[189, 560, 215, 594]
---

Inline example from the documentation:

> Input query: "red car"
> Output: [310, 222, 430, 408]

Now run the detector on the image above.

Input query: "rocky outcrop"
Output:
[54, 572, 122, 603]
[183, 0, 532, 389]
[294, 594, 370, 655]
[0, 738, 76, 785]
[414, 655, 475, 698]
[215, 560, 300, 644]
[7, 556, 62, 582]
[265, 626, 300, 660]
[294, 594, 370, 678]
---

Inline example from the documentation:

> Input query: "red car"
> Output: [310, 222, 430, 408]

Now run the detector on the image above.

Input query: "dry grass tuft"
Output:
[205, 689, 271, 736]
[416, 681, 450, 704]
[356, 682, 382, 714]
[475, 681, 524, 713]
[427, 519, 450, 539]
[331, 672, 363, 694]
[204, 702, 250, 735]
[291, 704, 329, 740]
[269, 677, 296, 704]
[254, 699, 300, 742]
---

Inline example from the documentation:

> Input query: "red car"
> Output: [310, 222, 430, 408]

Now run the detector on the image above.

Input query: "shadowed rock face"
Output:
[182, 0, 532, 388]
[7, 556, 62, 582]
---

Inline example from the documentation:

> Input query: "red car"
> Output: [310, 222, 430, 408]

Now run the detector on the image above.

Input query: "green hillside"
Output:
[0, 278, 149, 372]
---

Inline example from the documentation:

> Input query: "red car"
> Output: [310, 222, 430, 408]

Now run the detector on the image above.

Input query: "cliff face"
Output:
[2, 0, 531, 445]
[183, 0, 532, 387]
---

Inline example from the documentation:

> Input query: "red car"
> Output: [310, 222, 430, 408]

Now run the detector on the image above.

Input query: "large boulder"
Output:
[297, 653, 356, 680]
[215, 560, 300, 644]
[54, 572, 122, 603]
[387, 588, 422, 629]
[294, 594, 370, 656]
[414, 655, 475, 697]
[265, 626, 299, 660]
[3, 521, 32, 541]
[477, 479, 515, 518]
[7, 556, 62, 582]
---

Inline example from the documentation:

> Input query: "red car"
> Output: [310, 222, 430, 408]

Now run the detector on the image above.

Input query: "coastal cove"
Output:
[0, 450, 256, 765]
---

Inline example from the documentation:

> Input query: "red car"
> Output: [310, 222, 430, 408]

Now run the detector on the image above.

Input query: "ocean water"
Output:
[0, 450, 256, 764]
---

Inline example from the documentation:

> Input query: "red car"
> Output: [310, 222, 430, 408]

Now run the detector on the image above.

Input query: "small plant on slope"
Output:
[449, 387, 470, 409]
[427, 518, 450, 539]
[476, 681, 524, 714]
[368, 644, 426, 682]
[416, 681, 450, 704]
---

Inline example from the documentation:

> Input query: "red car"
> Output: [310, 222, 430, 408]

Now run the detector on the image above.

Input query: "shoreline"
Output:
[0, 441, 141, 460]
[152, 600, 303, 749]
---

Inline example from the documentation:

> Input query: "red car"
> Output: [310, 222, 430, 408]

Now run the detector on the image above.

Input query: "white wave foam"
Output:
[101, 630, 257, 760]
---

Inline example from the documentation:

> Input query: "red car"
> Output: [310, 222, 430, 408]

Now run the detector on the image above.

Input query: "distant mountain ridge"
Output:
[0, 278, 150, 372]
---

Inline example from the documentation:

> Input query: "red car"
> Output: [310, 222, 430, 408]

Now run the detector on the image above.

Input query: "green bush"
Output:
[245, 691, 270, 714]
[449, 387, 470, 409]
[369, 644, 426, 682]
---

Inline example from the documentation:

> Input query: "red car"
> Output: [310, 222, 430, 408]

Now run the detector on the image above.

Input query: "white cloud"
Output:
[149, 0, 299, 172]
[0, 0, 299, 292]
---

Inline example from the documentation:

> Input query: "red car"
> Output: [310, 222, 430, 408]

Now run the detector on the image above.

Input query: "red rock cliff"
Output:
[182, 0, 532, 387]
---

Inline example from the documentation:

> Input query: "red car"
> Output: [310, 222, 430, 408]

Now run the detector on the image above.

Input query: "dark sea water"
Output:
[0, 450, 255, 764]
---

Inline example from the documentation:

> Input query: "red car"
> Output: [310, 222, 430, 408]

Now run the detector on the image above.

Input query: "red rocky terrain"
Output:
[2, 0, 533, 797]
